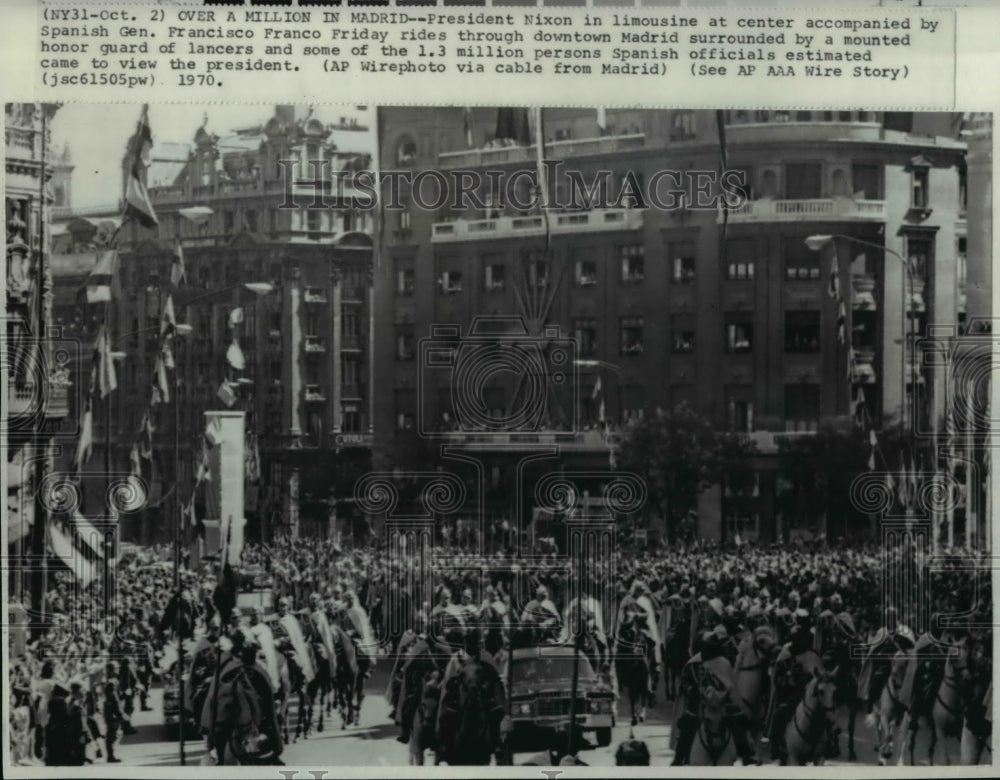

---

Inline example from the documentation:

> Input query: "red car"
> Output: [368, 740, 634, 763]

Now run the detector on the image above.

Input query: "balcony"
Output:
[432, 208, 643, 244]
[304, 384, 326, 402]
[743, 429, 816, 455]
[437, 133, 645, 168]
[721, 198, 886, 224]
[851, 348, 877, 384]
[852, 274, 877, 310]
[304, 288, 328, 304]
[304, 335, 326, 353]
[434, 427, 621, 451]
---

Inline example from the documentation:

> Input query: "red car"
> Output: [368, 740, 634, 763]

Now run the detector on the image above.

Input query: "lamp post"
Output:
[804, 234, 916, 453]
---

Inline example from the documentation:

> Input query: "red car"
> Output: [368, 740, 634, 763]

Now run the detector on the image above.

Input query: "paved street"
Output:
[108, 667, 984, 768]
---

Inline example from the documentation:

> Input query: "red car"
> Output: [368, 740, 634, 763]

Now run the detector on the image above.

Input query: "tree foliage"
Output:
[616, 401, 757, 536]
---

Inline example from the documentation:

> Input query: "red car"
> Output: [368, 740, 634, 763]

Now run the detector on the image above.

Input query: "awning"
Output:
[852, 291, 876, 310]
[49, 523, 98, 586]
[71, 511, 106, 559]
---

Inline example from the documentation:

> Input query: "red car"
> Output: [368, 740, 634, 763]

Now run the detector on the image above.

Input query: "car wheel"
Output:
[596, 727, 612, 747]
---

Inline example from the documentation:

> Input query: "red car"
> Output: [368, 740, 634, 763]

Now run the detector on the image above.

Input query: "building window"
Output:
[619, 245, 645, 284]
[575, 259, 597, 287]
[305, 312, 319, 337]
[484, 263, 505, 292]
[620, 317, 644, 355]
[796, 111, 812, 122]
[620, 386, 644, 423]
[906, 236, 931, 279]
[524, 253, 547, 288]
[726, 258, 754, 281]
[911, 167, 929, 209]
[395, 263, 415, 296]
[343, 313, 360, 338]
[725, 513, 758, 540]
[395, 388, 415, 431]
[396, 136, 417, 165]
[573, 318, 597, 357]
[306, 209, 321, 235]
[342, 359, 360, 388]
[785, 238, 820, 281]
[395, 325, 414, 361]
[341, 410, 360, 433]
[725, 386, 754, 432]
[851, 163, 881, 200]
[784, 311, 821, 353]
[308, 412, 324, 441]
[672, 111, 697, 140]
[784, 163, 823, 200]
[784, 384, 820, 431]
[672, 255, 696, 283]
[439, 270, 462, 294]
[725, 315, 753, 353]
[671, 314, 695, 353]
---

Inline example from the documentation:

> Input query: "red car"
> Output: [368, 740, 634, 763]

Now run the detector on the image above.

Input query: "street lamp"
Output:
[804, 234, 917, 452]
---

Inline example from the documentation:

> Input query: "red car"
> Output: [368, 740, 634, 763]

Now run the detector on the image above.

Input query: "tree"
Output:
[615, 402, 757, 539]
[775, 417, 914, 541]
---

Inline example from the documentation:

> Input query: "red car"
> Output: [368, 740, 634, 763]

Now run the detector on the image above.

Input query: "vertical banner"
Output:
[204, 411, 246, 566]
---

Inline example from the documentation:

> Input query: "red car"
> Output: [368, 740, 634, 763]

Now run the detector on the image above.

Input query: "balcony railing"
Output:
[434, 428, 620, 451]
[304, 289, 328, 304]
[721, 198, 886, 223]
[432, 208, 643, 243]
[437, 133, 645, 168]
[304, 336, 326, 353]
[304, 384, 326, 402]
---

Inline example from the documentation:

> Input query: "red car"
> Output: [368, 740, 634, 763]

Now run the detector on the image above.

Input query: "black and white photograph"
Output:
[3, 103, 994, 769]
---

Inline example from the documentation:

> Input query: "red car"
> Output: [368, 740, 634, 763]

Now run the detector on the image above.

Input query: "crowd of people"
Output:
[7, 532, 993, 766]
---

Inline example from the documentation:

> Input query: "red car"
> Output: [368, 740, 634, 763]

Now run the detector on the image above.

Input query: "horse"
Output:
[822, 633, 863, 761]
[300, 615, 334, 734]
[689, 687, 737, 766]
[614, 618, 652, 727]
[734, 628, 777, 746]
[272, 636, 312, 743]
[436, 658, 506, 765]
[205, 658, 283, 765]
[330, 622, 369, 727]
[867, 651, 911, 766]
[783, 666, 839, 766]
[960, 633, 992, 766]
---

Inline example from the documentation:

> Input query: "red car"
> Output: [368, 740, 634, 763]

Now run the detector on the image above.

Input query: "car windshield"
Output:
[513, 654, 597, 685]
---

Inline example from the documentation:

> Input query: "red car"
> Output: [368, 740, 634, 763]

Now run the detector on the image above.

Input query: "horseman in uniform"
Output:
[276, 597, 315, 686]
[766, 619, 822, 762]
[857, 606, 901, 712]
[671, 627, 758, 766]
[617, 580, 663, 703]
[248, 606, 281, 694]
[186, 615, 223, 720]
[308, 593, 338, 679]
[899, 619, 959, 726]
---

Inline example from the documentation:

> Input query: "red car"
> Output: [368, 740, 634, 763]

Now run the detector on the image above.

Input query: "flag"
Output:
[170, 242, 186, 287]
[716, 110, 729, 268]
[96, 324, 117, 398]
[598, 398, 606, 423]
[74, 403, 94, 468]
[828, 253, 841, 300]
[186, 501, 198, 528]
[463, 107, 473, 147]
[898, 458, 909, 507]
[160, 294, 176, 338]
[124, 104, 158, 228]
[195, 445, 210, 484]
[592, 375, 602, 401]
[85, 250, 117, 304]
[228, 307, 244, 329]
[847, 346, 855, 381]
[596, 107, 607, 131]
[205, 416, 225, 446]
[868, 450, 876, 471]
[225, 340, 245, 371]
[217, 380, 237, 408]
[138, 411, 155, 459]
[494, 108, 531, 145]
[154, 355, 170, 403]
[837, 302, 847, 345]
[129, 443, 142, 477]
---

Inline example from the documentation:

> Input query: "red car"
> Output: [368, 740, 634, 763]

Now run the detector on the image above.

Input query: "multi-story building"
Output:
[374, 107, 985, 546]
[52, 105, 376, 544]
[5, 102, 71, 625]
